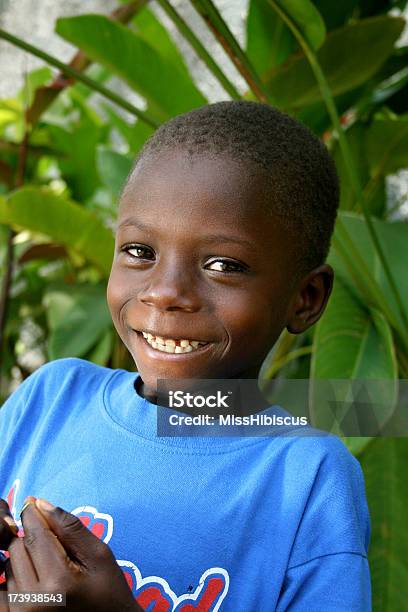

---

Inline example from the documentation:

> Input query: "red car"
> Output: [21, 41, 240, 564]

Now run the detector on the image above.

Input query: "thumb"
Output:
[35, 498, 108, 566]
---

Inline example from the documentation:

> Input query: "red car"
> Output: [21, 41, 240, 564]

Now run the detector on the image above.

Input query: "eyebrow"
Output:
[116, 217, 254, 249]
[116, 218, 155, 232]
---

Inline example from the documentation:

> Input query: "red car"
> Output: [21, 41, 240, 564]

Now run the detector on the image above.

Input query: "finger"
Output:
[8, 538, 37, 591]
[0, 501, 18, 550]
[5, 557, 23, 612]
[35, 499, 108, 568]
[19, 498, 69, 582]
[0, 552, 8, 578]
[0, 500, 18, 533]
[4, 557, 16, 590]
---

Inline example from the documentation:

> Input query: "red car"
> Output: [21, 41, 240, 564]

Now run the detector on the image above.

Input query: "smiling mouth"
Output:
[137, 331, 210, 355]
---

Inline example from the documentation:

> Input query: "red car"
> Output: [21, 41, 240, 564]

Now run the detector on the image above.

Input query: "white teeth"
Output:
[140, 332, 208, 354]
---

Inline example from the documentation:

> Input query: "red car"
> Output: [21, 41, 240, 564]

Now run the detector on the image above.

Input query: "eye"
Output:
[121, 244, 155, 260]
[205, 258, 247, 273]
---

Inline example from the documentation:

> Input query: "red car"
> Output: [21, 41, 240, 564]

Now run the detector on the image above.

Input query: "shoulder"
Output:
[32, 356, 105, 378]
[24, 357, 114, 387]
[280, 433, 370, 564]
[1, 358, 118, 421]
[273, 428, 363, 482]
[281, 433, 367, 518]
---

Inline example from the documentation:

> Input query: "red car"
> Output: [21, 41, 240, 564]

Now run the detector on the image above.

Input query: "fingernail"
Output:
[3, 516, 18, 534]
[20, 496, 36, 517]
[36, 498, 55, 512]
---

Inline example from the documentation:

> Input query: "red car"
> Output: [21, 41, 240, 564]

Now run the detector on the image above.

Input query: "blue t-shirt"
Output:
[0, 358, 371, 611]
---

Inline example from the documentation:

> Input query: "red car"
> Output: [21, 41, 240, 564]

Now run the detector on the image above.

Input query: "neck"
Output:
[135, 366, 269, 417]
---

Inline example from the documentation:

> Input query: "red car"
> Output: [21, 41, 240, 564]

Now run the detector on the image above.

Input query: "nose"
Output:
[138, 258, 202, 313]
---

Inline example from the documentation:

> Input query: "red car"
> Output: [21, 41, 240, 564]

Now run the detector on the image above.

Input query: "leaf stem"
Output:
[0, 28, 160, 129]
[158, 0, 241, 99]
[190, 0, 271, 103]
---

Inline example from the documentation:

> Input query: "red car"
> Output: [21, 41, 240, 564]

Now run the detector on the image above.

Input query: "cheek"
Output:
[106, 266, 128, 325]
[220, 291, 270, 343]
[221, 289, 285, 360]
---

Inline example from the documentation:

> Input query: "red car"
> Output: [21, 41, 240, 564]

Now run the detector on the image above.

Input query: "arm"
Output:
[277, 436, 372, 611]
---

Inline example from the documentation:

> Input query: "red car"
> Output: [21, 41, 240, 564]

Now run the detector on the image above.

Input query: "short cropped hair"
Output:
[124, 101, 339, 276]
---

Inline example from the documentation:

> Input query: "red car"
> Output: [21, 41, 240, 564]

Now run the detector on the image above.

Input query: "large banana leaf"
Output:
[266, 0, 326, 50]
[96, 148, 133, 197]
[266, 16, 405, 109]
[332, 122, 385, 215]
[246, 0, 296, 74]
[47, 121, 102, 201]
[103, 105, 154, 153]
[360, 439, 408, 611]
[44, 283, 112, 360]
[366, 116, 408, 176]
[56, 15, 207, 121]
[309, 276, 397, 453]
[0, 187, 114, 276]
[310, 277, 397, 380]
[333, 116, 408, 214]
[312, 0, 358, 30]
[131, 6, 192, 79]
[85, 328, 113, 366]
[329, 211, 408, 334]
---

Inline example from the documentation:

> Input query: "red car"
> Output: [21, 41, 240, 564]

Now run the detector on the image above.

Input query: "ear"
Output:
[286, 264, 334, 334]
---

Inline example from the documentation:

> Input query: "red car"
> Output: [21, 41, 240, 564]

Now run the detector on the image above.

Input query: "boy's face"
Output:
[107, 149, 332, 398]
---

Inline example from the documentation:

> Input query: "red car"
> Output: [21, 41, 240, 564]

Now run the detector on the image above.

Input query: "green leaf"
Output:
[246, 0, 296, 74]
[332, 122, 385, 216]
[329, 211, 408, 334]
[309, 276, 397, 442]
[17, 66, 53, 107]
[0, 187, 114, 276]
[56, 14, 207, 120]
[85, 328, 113, 366]
[103, 105, 154, 153]
[48, 121, 102, 201]
[312, 0, 358, 30]
[366, 116, 408, 176]
[359, 439, 408, 611]
[131, 6, 191, 78]
[44, 283, 112, 359]
[311, 276, 397, 380]
[269, 0, 326, 50]
[266, 16, 405, 109]
[96, 148, 133, 196]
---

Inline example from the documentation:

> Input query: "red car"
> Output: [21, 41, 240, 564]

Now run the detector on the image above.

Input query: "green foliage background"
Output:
[0, 1, 407, 609]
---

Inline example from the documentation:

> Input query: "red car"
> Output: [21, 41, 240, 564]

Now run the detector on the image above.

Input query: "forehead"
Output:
[119, 150, 275, 231]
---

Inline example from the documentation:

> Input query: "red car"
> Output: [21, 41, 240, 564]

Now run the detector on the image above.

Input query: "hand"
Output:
[5, 497, 143, 612]
[0, 499, 18, 576]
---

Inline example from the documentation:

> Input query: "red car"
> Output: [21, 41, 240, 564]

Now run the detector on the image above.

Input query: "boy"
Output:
[0, 101, 371, 610]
